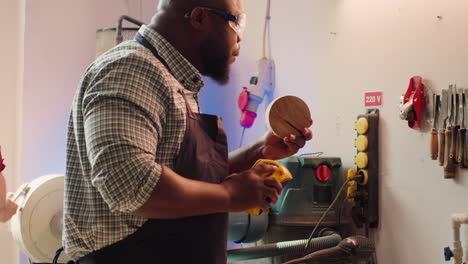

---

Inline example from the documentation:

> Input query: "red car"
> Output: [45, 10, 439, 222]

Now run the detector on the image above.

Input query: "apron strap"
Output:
[135, 33, 171, 74]
[135, 33, 199, 116]
[178, 90, 197, 118]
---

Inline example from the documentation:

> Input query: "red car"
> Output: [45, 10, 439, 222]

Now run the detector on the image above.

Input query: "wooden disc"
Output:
[266, 96, 312, 138]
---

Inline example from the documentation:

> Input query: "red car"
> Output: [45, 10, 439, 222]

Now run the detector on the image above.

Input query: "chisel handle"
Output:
[445, 127, 456, 179]
[458, 129, 463, 164]
[450, 125, 460, 165]
[444, 128, 451, 167]
[431, 128, 438, 160]
[460, 128, 468, 168]
[439, 129, 446, 166]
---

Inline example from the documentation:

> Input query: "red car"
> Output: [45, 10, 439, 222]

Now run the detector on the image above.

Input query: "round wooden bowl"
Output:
[266, 96, 312, 138]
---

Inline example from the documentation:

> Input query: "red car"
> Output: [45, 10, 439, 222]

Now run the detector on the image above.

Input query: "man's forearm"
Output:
[228, 139, 265, 174]
[131, 165, 230, 219]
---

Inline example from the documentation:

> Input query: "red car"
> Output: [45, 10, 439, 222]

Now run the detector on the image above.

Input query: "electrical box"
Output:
[348, 109, 379, 229]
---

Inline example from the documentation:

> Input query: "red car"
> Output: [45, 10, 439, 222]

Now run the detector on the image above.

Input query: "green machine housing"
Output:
[270, 156, 343, 227]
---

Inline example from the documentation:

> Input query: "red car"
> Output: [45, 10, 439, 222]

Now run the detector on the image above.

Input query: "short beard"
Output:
[200, 37, 231, 85]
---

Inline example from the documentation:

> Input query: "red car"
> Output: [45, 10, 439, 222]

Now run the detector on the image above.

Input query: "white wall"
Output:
[0, 0, 25, 264]
[18, 1, 156, 263]
[21, 0, 156, 182]
[6, 0, 468, 263]
[203, 0, 468, 263]
[240, 0, 468, 263]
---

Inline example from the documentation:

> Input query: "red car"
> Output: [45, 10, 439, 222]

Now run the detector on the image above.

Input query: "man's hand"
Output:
[0, 192, 18, 222]
[261, 121, 313, 160]
[0, 171, 18, 223]
[221, 163, 283, 214]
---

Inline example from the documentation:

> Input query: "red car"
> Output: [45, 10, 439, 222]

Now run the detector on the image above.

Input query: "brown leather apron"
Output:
[76, 33, 229, 264]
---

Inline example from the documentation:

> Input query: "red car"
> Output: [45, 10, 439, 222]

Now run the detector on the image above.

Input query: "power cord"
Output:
[262, 0, 272, 59]
[302, 173, 364, 256]
[298, 152, 323, 157]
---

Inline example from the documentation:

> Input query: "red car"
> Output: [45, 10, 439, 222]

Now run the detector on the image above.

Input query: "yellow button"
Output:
[355, 135, 369, 152]
[347, 185, 357, 203]
[355, 118, 369, 134]
[354, 152, 369, 169]
[347, 169, 356, 185]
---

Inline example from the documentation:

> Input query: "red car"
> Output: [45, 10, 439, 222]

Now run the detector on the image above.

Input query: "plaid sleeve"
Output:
[82, 55, 167, 213]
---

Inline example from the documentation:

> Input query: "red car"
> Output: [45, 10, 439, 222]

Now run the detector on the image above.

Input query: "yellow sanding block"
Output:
[245, 159, 293, 216]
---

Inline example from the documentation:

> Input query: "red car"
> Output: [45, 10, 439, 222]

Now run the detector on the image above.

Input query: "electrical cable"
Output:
[239, 127, 246, 148]
[239, 0, 272, 148]
[52, 247, 65, 264]
[338, 197, 347, 226]
[302, 178, 350, 256]
[298, 152, 324, 157]
[262, 0, 272, 59]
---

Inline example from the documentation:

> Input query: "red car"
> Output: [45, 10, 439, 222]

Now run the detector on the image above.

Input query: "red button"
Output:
[316, 165, 331, 182]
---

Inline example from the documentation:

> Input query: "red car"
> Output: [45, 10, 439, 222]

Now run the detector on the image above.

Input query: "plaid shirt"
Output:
[63, 25, 205, 260]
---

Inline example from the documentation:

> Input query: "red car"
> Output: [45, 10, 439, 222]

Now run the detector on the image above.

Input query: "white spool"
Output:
[9, 174, 71, 263]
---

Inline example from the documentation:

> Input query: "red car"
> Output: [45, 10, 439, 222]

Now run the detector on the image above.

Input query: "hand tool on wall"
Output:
[463, 89, 468, 167]
[439, 89, 449, 166]
[431, 94, 440, 160]
[458, 90, 467, 167]
[445, 85, 456, 178]
[451, 86, 460, 165]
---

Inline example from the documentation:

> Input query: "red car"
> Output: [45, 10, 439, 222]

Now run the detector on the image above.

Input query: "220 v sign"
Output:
[364, 92, 383, 107]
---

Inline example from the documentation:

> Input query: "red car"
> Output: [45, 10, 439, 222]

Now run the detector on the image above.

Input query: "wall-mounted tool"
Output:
[452, 87, 461, 165]
[348, 109, 379, 231]
[439, 89, 449, 166]
[400, 76, 425, 130]
[431, 94, 441, 160]
[445, 85, 457, 179]
[458, 90, 467, 167]
[463, 88, 468, 167]
[238, 76, 263, 129]
[237, 0, 276, 147]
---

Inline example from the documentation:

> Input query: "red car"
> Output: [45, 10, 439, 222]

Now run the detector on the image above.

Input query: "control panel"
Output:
[347, 109, 379, 229]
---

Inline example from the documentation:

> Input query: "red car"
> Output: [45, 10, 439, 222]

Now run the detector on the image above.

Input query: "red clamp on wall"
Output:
[0, 148, 5, 173]
[400, 76, 425, 130]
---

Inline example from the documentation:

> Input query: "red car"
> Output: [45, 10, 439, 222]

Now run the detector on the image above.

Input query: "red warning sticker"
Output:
[365, 92, 383, 107]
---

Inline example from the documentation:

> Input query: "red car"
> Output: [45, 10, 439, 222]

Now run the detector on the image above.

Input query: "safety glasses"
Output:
[185, 7, 247, 35]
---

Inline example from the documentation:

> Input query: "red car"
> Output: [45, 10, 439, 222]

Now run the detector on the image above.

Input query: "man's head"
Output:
[150, 0, 244, 84]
